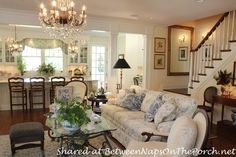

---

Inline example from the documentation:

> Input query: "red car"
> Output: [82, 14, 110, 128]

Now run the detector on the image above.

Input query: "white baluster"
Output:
[188, 52, 193, 89]
[212, 31, 216, 59]
[218, 24, 222, 58]
[226, 13, 231, 49]
[201, 46, 205, 74]
[215, 27, 219, 59]
[231, 10, 235, 41]
[222, 17, 226, 50]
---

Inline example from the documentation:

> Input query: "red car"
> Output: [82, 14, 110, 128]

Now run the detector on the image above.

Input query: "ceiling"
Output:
[0, 0, 236, 25]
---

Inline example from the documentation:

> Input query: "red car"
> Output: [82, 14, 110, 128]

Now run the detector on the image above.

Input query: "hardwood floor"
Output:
[0, 109, 235, 156]
[0, 109, 49, 135]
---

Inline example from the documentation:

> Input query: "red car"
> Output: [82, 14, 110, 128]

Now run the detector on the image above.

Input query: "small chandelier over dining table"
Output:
[39, 0, 87, 40]
[68, 40, 80, 57]
[7, 26, 23, 56]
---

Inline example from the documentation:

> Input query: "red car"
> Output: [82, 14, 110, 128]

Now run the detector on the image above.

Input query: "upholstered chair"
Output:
[66, 80, 88, 103]
[123, 109, 209, 157]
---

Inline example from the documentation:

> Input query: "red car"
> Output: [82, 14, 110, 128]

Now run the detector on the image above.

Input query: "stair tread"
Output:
[205, 66, 214, 68]
[164, 88, 190, 96]
[198, 73, 207, 76]
[212, 58, 223, 60]
[192, 80, 200, 82]
[229, 40, 236, 43]
[220, 49, 231, 52]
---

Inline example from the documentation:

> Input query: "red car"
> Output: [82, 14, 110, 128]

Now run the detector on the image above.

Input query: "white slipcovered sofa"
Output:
[101, 86, 197, 147]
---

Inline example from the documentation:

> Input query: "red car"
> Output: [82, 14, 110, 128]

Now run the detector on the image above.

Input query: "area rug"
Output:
[0, 132, 122, 157]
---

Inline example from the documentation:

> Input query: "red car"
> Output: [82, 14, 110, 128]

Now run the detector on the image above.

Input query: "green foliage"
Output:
[55, 98, 90, 125]
[37, 63, 55, 76]
[16, 55, 26, 76]
[214, 70, 232, 85]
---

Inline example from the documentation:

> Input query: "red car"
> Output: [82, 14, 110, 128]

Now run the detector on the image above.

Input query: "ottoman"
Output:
[9, 122, 44, 154]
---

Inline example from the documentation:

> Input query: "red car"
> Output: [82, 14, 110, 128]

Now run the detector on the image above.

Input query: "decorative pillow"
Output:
[154, 101, 177, 126]
[175, 98, 197, 118]
[157, 121, 174, 133]
[141, 91, 163, 112]
[167, 116, 197, 157]
[144, 95, 164, 122]
[119, 93, 145, 110]
[55, 86, 73, 101]
[117, 89, 134, 105]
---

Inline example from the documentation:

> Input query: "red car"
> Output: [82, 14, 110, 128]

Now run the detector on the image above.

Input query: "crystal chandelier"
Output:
[39, 0, 87, 40]
[7, 26, 23, 56]
[68, 40, 80, 57]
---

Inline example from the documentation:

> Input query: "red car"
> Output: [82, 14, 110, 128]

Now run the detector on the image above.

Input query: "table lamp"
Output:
[113, 54, 131, 89]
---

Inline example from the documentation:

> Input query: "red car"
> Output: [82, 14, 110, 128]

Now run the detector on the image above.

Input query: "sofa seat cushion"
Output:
[124, 140, 167, 157]
[101, 104, 128, 120]
[122, 119, 161, 141]
[113, 111, 144, 126]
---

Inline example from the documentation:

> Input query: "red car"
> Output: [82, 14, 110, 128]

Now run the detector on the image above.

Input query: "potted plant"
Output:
[16, 55, 26, 76]
[214, 70, 232, 95]
[55, 98, 90, 131]
[37, 63, 55, 79]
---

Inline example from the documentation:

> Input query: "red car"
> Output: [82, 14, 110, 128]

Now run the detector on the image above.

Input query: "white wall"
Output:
[117, 33, 144, 89]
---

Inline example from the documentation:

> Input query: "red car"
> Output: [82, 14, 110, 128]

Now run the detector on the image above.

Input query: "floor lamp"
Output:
[113, 54, 131, 89]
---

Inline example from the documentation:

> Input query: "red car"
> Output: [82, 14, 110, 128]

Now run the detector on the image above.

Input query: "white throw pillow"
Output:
[130, 85, 145, 94]
[154, 101, 177, 126]
[141, 91, 163, 112]
[167, 116, 197, 157]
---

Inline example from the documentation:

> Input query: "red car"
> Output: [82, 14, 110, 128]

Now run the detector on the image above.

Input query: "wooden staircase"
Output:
[188, 10, 236, 94]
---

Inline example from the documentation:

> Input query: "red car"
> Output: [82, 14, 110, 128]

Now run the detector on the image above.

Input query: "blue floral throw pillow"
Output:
[120, 93, 146, 110]
[144, 95, 164, 122]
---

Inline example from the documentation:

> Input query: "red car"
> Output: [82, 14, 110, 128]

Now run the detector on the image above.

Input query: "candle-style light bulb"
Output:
[82, 5, 86, 11]
[70, 1, 75, 7]
[40, 3, 44, 9]
[52, 0, 57, 7]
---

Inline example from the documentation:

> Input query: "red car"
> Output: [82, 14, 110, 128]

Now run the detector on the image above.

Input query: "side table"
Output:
[87, 96, 108, 114]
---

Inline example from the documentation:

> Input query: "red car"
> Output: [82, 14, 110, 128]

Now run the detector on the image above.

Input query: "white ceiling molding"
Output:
[0, 8, 155, 35]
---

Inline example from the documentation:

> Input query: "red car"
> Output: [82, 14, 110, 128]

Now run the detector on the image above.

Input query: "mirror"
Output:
[167, 25, 194, 76]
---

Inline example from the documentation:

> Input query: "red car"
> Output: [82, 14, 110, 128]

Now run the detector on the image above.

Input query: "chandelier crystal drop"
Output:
[39, 0, 87, 40]
[7, 26, 23, 56]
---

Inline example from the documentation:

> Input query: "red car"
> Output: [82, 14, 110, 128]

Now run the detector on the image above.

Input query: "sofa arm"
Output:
[141, 131, 168, 142]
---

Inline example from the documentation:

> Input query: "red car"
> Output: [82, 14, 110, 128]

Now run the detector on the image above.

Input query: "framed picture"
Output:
[154, 54, 165, 69]
[233, 62, 236, 86]
[154, 37, 166, 53]
[179, 47, 188, 61]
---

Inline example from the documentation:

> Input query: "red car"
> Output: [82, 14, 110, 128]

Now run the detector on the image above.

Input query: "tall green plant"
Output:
[16, 55, 26, 76]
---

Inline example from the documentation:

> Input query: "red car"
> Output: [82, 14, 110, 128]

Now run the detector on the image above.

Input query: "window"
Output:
[45, 48, 63, 71]
[91, 45, 106, 88]
[22, 46, 41, 71]
[22, 46, 63, 71]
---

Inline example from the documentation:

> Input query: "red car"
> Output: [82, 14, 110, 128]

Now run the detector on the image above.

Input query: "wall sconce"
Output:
[202, 33, 206, 39]
[179, 35, 185, 43]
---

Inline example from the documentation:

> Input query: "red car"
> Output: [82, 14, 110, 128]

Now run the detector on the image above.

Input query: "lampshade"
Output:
[113, 58, 131, 69]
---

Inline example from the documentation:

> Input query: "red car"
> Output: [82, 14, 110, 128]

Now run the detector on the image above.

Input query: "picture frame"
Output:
[154, 37, 166, 53]
[179, 47, 188, 61]
[154, 54, 165, 69]
[233, 62, 236, 86]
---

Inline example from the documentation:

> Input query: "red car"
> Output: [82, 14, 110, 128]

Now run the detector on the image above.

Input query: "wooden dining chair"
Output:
[8, 77, 27, 112]
[29, 77, 46, 111]
[50, 76, 66, 103]
[70, 76, 84, 81]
